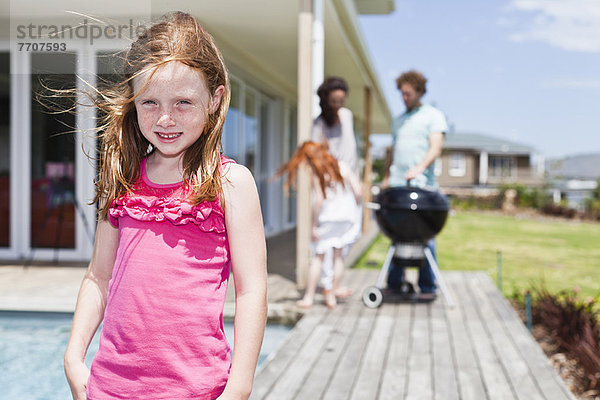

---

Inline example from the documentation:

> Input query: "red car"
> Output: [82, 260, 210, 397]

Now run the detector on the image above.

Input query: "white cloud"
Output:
[506, 0, 600, 52]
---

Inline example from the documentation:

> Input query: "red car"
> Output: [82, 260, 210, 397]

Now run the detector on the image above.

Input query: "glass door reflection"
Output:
[30, 52, 77, 249]
[0, 53, 9, 247]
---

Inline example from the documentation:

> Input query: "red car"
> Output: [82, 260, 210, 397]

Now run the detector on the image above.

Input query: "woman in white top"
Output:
[311, 77, 359, 173]
[311, 77, 362, 300]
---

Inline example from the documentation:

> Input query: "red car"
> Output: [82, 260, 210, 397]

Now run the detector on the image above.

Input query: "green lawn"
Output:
[354, 211, 600, 298]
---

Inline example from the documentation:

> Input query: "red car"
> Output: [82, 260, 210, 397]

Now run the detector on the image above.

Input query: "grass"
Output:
[354, 210, 600, 298]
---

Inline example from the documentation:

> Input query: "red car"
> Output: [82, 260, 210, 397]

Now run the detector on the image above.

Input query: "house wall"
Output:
[438, 150, 478, 187]
[438, 151, 543, 189]
[487, 154, 541, 185]
[516, 156, 533, 179]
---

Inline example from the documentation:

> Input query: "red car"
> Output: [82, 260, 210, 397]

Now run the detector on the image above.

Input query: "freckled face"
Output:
[133, 61, 223, 162]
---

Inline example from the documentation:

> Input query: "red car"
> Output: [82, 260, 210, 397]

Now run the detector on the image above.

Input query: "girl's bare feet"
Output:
[324, 292, 337, 309]
[334, 286, 353, 299]
[296, 298, 313, 309]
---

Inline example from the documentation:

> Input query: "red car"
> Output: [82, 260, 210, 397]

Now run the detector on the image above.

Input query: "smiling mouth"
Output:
[156, 132, 183, 139]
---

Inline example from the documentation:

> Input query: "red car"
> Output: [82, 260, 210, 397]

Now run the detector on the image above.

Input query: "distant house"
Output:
[437, 133, 544, 194]
[545, 153, 600, 210]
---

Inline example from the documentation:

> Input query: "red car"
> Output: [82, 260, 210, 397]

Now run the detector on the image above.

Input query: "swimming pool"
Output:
[0, 311, 291, 400]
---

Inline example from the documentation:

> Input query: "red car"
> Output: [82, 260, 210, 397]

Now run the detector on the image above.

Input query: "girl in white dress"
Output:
[275, 141, 361, 308]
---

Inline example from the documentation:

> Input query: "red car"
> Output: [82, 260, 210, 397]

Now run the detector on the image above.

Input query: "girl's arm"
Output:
[340, 162, 363, 205]
[347, 170, 363, 205]
[64, 219, 119, 400]
[311, 175, 324, 241]
[220, 163, 268, 400]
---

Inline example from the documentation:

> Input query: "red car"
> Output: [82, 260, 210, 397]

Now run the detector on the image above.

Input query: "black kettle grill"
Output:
[362, 185, 454, 308]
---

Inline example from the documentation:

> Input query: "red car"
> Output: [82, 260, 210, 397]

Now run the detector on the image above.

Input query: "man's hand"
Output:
[405, 165, 425, 181]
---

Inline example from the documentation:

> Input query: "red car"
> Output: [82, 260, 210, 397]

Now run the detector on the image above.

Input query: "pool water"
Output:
[0, 311, 291, 400]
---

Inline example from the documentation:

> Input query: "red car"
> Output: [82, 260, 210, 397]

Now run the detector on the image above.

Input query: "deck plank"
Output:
[322, 307, 378, 400]
[431, 296, 460, 400]
[292, 269, 368, 400]
[468, 272, 545, 400]
[405, 303, 434, 400]
[457, 273, 517, 400]
[475, 273, 577, 400]
[250, 306, 327, 400]
[444, 272, 488, 400]
[378, 302, 412, 400]
[350, 303, 395, 400]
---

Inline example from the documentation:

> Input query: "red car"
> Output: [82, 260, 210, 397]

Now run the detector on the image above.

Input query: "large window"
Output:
[96, 51, 126, 182]
[30, 52, 77, 249]
[244, 90, 258, 175]
[448, 152, 466, 177]
[223, 80, 241, 161]
[490, 156, 515, 178]
[286, 105, 297, 225]
[258, 96, 271, 216]
[434, 158, 442, 177]
[0, 52, 9, 247]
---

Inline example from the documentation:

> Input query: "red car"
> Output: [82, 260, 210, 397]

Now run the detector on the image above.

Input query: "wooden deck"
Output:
[251, 269, 576, 400]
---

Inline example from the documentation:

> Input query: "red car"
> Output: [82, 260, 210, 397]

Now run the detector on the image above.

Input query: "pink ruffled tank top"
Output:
[87, 156, 234, 399]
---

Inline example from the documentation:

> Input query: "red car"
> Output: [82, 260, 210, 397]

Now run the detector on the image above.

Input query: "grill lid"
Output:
[373, 186, 450, 243]
[377, 186, 449, 211]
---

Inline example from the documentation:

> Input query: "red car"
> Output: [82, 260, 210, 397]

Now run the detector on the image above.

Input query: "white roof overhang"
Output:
[4, 0, 392, 131]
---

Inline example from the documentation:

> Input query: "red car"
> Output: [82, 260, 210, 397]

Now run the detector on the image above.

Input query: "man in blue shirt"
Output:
[383, 70, 448, 301]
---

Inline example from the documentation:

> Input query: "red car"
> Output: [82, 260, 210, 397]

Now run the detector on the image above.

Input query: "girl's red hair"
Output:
[94, 11, 230, 218]
[274, 141, 344, 198]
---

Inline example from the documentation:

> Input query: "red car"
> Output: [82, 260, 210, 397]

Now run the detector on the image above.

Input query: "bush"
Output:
[542, 204, 578, 219]
[449, 195, 497, 210]
[371, 158, 386, 183]
[448, 183, 552, 212]
[497, 183, 552, 210]
[517, 286, 600, 393]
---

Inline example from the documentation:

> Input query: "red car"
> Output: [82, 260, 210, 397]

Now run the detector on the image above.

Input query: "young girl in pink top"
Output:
[64, 12, 267, 400]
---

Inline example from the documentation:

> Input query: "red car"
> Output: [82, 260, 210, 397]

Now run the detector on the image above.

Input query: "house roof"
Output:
[354, 0, 396, 14]
[546, 153, 600, 180]
[443, 133, 536, 155]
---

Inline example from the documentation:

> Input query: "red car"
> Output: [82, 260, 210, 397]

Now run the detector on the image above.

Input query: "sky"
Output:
[358, 0, 600, 159]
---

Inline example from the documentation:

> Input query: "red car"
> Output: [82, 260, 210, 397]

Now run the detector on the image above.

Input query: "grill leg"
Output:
[376, 245, 396, 289]
[424, 246, 455, 308]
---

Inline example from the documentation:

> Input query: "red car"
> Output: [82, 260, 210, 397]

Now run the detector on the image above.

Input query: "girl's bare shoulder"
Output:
[222, 162, 257, 195]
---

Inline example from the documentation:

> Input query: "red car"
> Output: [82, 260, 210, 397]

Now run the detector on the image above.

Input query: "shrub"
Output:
[449, 195, 497, 210]
[371, 158, 386, 183]
[497, 183, 552, 210]
[523, 287, 600, 393]
[542, 204, 578, 219]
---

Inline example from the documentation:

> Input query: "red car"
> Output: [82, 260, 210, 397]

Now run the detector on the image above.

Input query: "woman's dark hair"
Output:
[317, 76, 348, 127]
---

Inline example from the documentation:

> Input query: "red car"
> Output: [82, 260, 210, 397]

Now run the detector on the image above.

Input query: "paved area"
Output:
[0, 265, 86, 312]
[0, 226, 377, 321]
